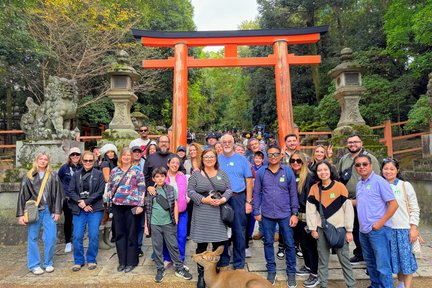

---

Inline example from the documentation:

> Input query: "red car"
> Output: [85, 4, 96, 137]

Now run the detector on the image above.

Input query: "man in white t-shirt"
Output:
[129, 126, 155, 156]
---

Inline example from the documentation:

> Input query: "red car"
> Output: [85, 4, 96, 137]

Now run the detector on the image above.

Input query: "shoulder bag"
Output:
[107, 166, 131, 218]
[318, 185, 346, 249]
[203, 169, 234, 227]
[24, 172, 50, 224]
[401, 181, 425, 254]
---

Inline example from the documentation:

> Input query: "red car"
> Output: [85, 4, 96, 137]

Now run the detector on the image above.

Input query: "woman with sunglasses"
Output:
[381, 158, 419, 288]
[306, 160, 356, 288]
[68, 151, 105, 271]
[289, 151, 319, 287]
[187, 148, 232, 288]
[58, 147, 82, 254]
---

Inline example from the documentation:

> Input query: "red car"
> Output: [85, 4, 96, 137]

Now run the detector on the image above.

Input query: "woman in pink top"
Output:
[163, 155, 189, 267]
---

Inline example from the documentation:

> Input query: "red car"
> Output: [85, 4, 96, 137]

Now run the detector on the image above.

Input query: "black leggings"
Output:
[63, 199, 73, 243]
[196, 241, 226, 254]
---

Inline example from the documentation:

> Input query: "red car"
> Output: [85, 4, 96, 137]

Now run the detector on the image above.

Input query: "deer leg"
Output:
[197, 264, 206, 288]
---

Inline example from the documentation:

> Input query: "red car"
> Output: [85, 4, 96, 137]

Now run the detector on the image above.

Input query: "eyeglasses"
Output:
[82, 159, 94, 163]
[140, 129, 148, 132]
[267, 152, 281, 158]
[347, 141, 362, 145]
[70, 153, 81, 157]
[354, 162, 369, 168]
[289, 158, 303, 164]
[203, 156, 216, 159]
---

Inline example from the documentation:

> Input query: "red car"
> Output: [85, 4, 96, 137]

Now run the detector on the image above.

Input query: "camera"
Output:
[80, 191, 90, 199]
[209, 190, 222, 199]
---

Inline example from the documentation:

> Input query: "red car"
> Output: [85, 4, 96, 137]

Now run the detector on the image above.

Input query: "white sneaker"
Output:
[45, 266, 54, 273]
[64, 242, 72, 253]
[31, 267, 44, 275]
[245, 248, 252, 258]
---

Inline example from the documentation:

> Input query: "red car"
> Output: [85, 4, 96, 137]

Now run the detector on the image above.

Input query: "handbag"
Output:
[155, 193, 170, 210]
[401, 181, 426, 254]
[203, 170, 234, 227]
[23, 171, 50, 224]
[318, 185, 346, 249]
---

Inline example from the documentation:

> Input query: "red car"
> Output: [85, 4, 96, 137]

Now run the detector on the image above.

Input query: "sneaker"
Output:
[349, 255, 364, 265]
[303, 274, 319, 288]
[154, 269, 165, 283]
[287, 274, 297, 288]
[252, 231, 263, 240]
[183, 264, 190, 271]
[245, 248, 252, 258]
[138, 249, 144, 257]
[175, 267, 193, 280]
[295, 247, 303, 259]
[31, 267, 44, 275]
[45, 266, 54, 273]
[267, 272, 277, 285]
[64, 242, 72, 253]
[276, 247, 285, 260]
[295, 266, 310, 276]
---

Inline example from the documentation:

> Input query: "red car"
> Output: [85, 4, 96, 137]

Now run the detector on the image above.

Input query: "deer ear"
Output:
[214, 245, 225, 256]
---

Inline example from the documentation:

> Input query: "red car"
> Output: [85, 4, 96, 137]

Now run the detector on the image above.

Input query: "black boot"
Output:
[197, 264, 205, 288]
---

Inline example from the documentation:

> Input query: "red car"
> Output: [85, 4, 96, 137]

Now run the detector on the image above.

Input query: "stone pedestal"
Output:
[334, 87, 366, 128]
[15, 140, 84, 168]
[107, 92, 137, 130]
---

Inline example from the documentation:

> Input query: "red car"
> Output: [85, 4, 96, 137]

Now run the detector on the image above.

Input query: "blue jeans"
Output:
[137, 213, 145, 250]
[220, 192, 247, 269]
[72, 210, 103, 265]
[163, 211, 188, 262]
[261, 216, 296, 275]
[359, 226, 393, 288]
[27, 206, 57, 270]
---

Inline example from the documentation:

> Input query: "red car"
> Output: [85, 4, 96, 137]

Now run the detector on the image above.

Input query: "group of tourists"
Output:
[16, 126, 421, 288]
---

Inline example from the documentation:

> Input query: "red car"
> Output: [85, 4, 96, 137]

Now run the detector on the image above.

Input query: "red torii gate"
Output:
[132, 26, 328, 150]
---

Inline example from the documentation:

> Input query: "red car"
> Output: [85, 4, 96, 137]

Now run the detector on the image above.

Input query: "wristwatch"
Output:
[246, 199, 253, 205]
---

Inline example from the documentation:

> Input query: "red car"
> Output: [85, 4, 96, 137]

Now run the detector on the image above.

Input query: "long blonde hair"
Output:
[189, 142, 203, 170]
[27, 152, 52, 180]
[290, 151, 308, 194]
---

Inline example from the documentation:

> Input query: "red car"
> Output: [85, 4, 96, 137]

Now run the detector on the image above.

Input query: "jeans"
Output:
[359, 226, 393, 288]
[72, 210, 103, 265]
[261, 215, 296, 275]
[137, 212, 145, 250]
[163, 211, 188, 262]
[27, 206, 57, 270]
[220, 192, 247, 269]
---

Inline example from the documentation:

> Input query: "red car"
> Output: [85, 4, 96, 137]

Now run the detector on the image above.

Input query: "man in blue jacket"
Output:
[253, 145, 299, 288]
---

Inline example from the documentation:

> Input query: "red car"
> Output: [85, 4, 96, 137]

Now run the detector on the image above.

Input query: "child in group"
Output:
[145, 167, 192, 283]
[253, 151, 265, 172]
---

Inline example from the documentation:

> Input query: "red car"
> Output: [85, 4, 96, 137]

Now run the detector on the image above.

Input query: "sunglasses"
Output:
[383, 157, 398, 164]
[70, 153, 81, 157]
[267, 152, 281, 158]
[82, 159, 94, 163]
[354, 162, 369, 168]
[289, 158, 303, 164]
[140, 129, 148, 132]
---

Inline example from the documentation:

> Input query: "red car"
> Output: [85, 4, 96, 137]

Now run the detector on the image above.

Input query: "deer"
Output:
[192, 246, 273, 288]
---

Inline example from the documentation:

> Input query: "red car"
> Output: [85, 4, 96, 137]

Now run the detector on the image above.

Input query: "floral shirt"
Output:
[108, 165, 146, 206]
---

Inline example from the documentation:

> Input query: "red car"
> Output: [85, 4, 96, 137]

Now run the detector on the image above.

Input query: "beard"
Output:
[348, 146, 362, 154]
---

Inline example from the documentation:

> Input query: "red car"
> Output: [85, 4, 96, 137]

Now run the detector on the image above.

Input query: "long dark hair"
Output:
[314, 160, 337, 182]
[102, 152, 118, 170]
[381, 158, 404, 180]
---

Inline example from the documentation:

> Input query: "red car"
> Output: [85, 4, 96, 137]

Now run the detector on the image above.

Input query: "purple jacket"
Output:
[253, 165, 298, 219]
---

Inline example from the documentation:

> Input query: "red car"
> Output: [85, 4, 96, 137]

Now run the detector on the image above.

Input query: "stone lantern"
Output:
[329, 48, 366, 131]
[104, 50, 140, 139]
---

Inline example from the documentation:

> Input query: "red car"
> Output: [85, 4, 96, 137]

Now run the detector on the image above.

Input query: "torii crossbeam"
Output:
[132, 26, 328, 150]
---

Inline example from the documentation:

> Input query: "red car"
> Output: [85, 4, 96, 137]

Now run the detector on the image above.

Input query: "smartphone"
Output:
[131, 207, 138, 215]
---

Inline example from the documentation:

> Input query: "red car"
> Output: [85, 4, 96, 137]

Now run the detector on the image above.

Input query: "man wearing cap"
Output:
[176, 146, 187, 165]
[129, 126, 155, 157]
[203, 132, 218, 150]
[131, 146, 145, 171]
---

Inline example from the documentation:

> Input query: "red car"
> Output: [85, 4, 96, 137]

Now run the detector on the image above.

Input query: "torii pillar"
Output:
[132, 26, 328, 150]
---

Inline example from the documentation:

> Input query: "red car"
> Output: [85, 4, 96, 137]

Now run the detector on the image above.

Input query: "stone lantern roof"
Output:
[328, 48, 364, 79]
[108, 50, 140, 81]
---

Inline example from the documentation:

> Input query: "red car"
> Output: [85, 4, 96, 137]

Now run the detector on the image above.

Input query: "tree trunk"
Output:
[6, 84, 12, 144]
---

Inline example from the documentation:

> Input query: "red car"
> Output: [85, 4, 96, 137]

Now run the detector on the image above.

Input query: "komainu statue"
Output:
[21, 76, 78, 140]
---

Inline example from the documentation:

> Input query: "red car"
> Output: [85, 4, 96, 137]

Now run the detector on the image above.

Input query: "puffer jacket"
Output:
[16, 171, 64, 217]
